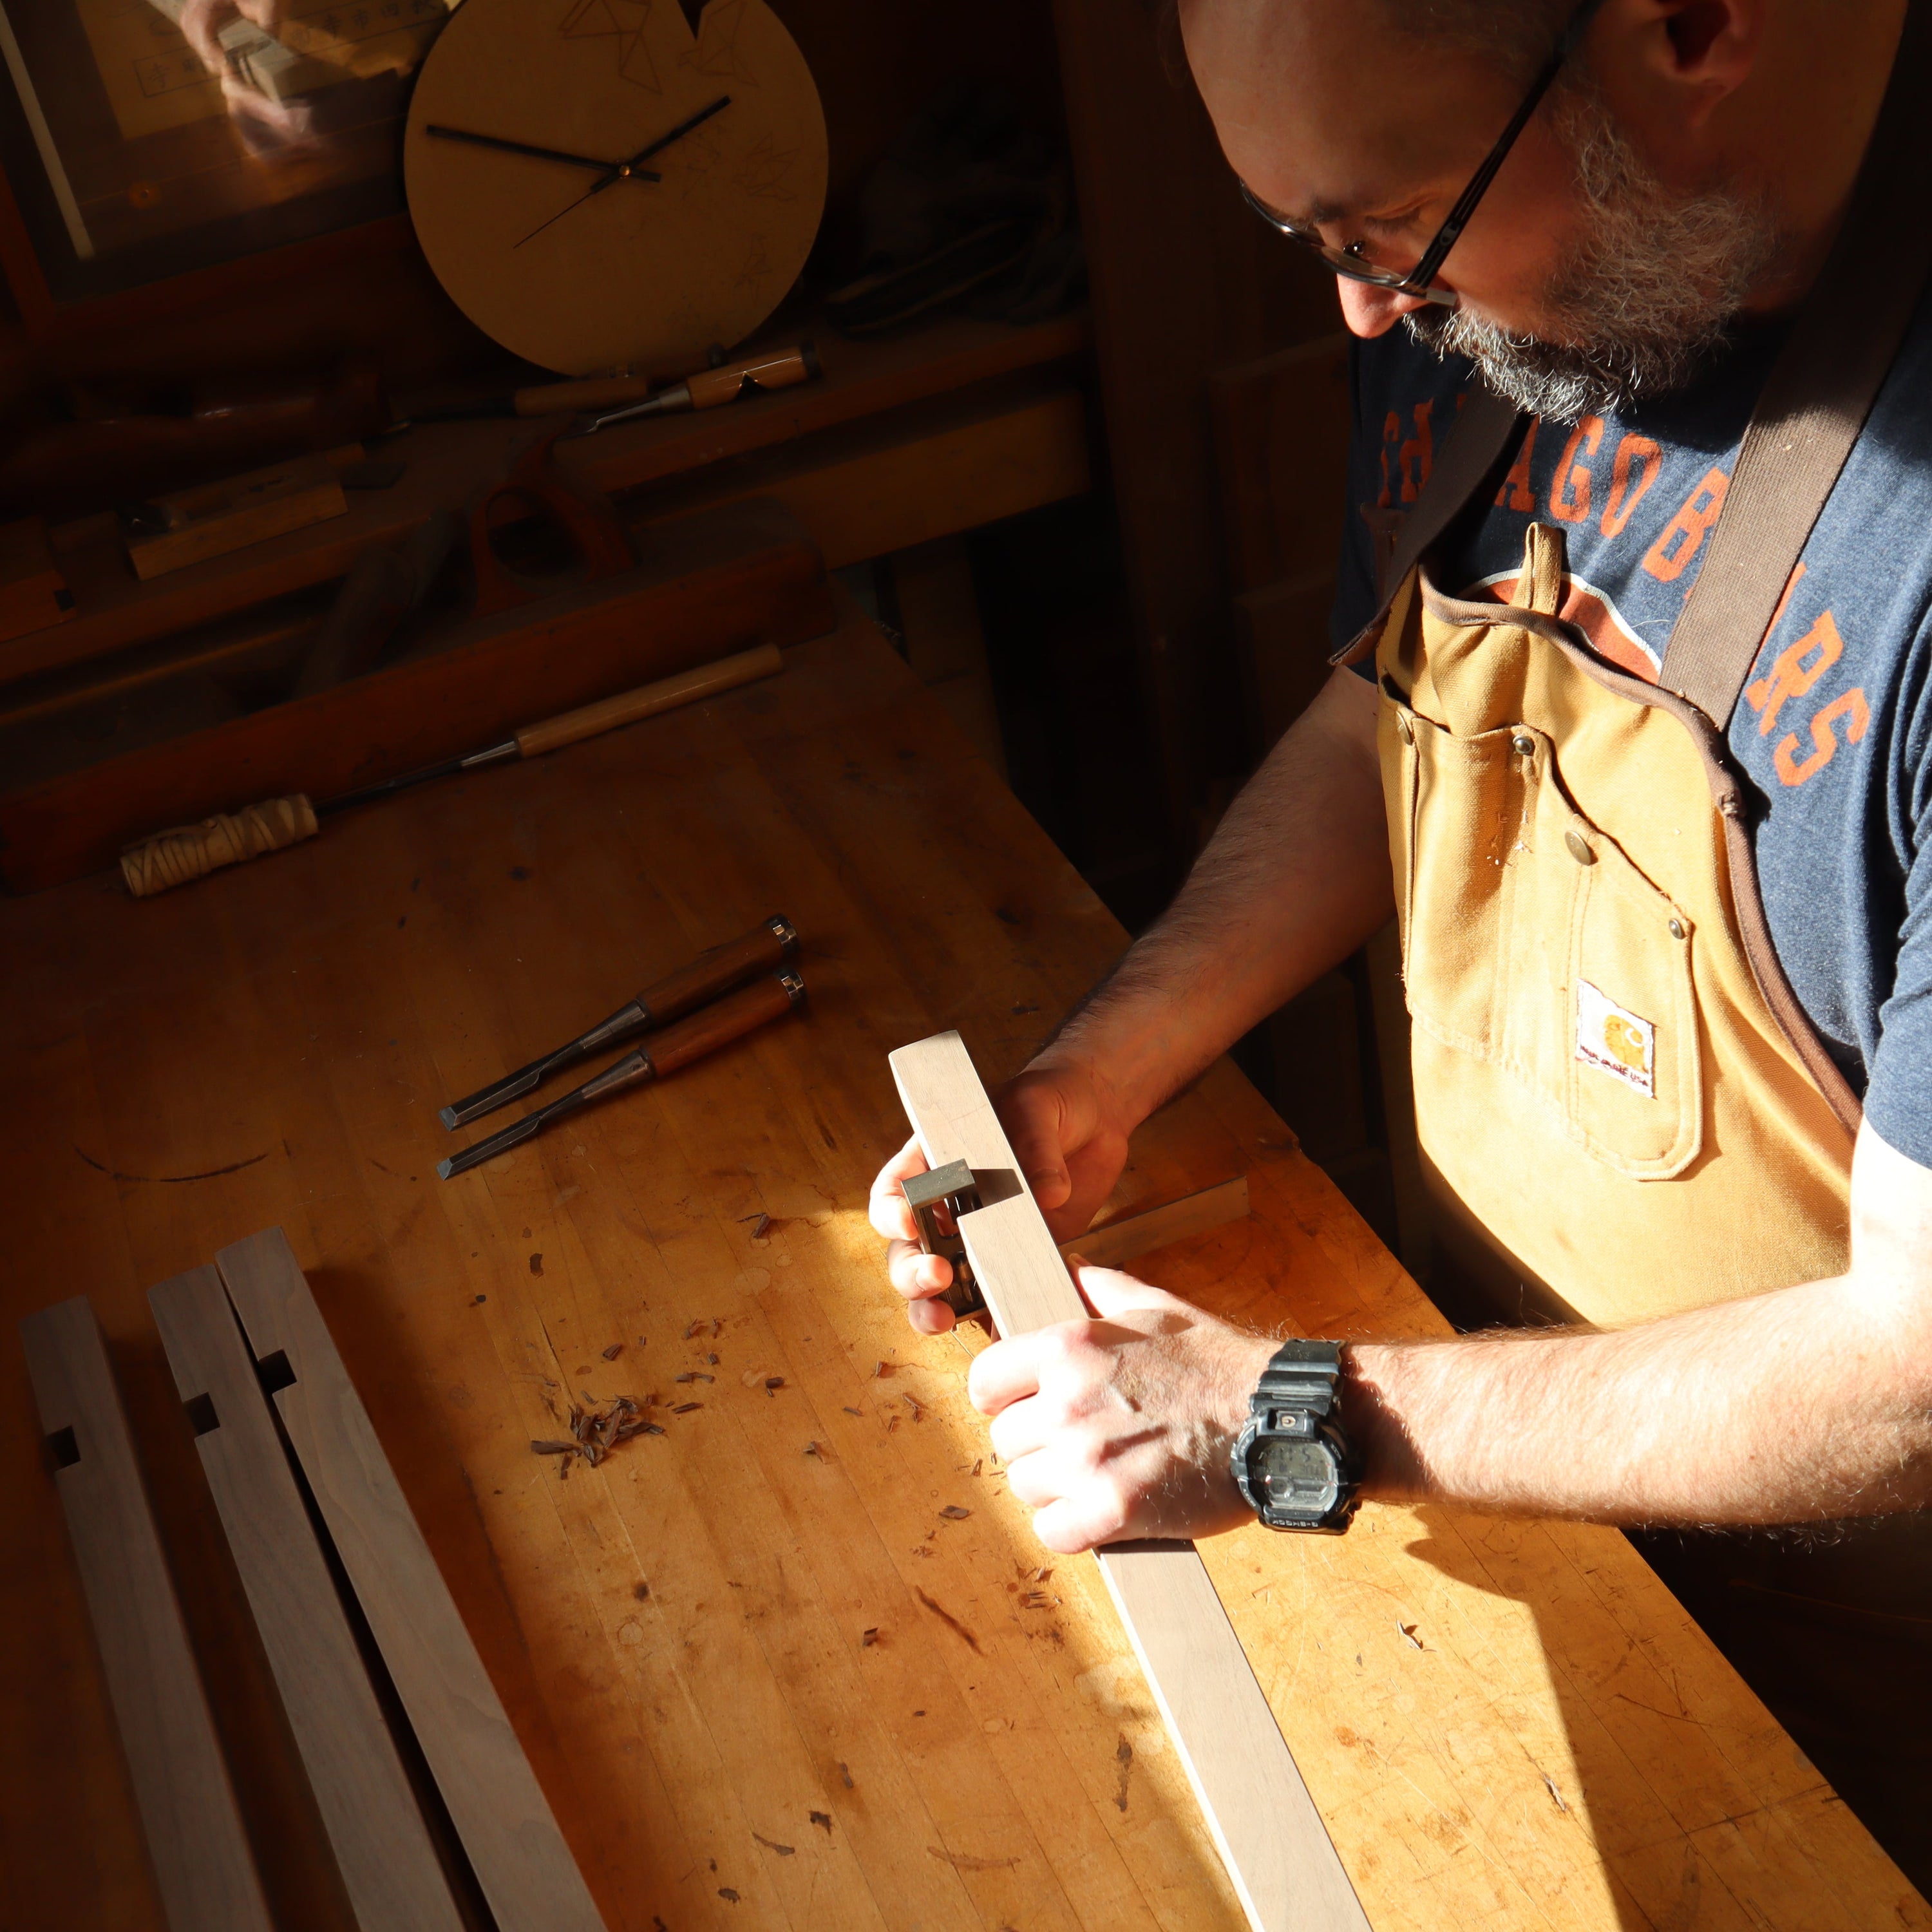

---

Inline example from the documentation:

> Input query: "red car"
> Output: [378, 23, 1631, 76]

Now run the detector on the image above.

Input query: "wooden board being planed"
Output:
[891, 1031, 1371, 1932]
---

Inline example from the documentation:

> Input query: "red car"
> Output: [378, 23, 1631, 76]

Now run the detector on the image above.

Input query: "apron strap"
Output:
[1662, 1, 1932, 722]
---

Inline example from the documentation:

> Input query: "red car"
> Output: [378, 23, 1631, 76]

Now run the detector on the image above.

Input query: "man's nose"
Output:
[1337, 279, 1434, 337]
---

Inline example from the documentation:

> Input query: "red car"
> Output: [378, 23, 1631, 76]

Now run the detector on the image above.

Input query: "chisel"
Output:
[439, 914, 798, 1128]
[119, 641, 783, 897]
[438, 969, 807, 1180]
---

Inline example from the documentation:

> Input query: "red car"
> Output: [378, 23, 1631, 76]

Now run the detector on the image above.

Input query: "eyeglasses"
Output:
[1239, 0, 1610, 307]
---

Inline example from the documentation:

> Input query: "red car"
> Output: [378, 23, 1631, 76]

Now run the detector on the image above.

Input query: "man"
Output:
[870, 0, 1932, 1886]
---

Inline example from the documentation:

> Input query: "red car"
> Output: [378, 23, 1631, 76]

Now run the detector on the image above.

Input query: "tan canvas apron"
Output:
[1374, 521, 1856, 1327]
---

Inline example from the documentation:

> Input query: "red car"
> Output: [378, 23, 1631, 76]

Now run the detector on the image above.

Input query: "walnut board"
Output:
[17, 1296, 274, 1932]
[890, 1034, 1369, 1932]
[147, 1264, 465, 1932]
[214, 1227, 607, 1932]
[0, 596, 1922, 1931]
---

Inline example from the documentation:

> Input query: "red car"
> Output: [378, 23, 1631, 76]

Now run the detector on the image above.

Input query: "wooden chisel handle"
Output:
[685, 343, 820, 410]
[513, 643, 782, 758]
[643, 969, 807, 1077]
[636, 914, 797, 1027]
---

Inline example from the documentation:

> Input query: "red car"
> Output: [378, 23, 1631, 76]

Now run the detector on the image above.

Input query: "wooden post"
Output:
[149, 1264, 466, 1932]
[215, 1227, 608, 1932]
[19, 1296, 274, 1932]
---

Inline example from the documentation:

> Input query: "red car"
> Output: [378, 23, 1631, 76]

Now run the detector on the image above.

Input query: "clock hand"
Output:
[424, 124, 663, 180]
[515, 95, 733, 250]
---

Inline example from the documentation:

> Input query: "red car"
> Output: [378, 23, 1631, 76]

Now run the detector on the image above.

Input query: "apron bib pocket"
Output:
[1392, 700, 1703, 1179]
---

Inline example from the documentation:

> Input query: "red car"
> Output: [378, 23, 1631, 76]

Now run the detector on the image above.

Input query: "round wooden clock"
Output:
[403, 0, 828, 376]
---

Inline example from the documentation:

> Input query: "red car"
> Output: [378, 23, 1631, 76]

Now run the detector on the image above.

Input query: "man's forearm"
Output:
[1340, 1126, 1932, 1524]
[1048, 668, 1394, 1121]
[1347, 1270, 1932, 1524]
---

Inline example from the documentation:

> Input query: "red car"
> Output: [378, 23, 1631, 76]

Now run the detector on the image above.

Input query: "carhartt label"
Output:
[1576, 980, 1656, 1097]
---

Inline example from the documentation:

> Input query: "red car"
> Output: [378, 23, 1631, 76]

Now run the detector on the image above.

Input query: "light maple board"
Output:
[214, 1227, 607, 1932]
[889, 1030, 1372, 1932]
[148, 1263, 464, 1932]
[18, 1296, 273, 1932]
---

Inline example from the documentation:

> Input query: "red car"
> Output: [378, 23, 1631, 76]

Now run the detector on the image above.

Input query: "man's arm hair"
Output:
[1043, 667, 1397, 1122]
[1347, 1121, 1932, 1523]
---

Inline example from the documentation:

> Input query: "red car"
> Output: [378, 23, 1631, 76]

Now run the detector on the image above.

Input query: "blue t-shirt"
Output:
[1332, 305, 1932, 1171]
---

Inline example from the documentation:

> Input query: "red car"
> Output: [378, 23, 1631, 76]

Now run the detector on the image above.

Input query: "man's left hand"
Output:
[969, 1266, 1280, 1552]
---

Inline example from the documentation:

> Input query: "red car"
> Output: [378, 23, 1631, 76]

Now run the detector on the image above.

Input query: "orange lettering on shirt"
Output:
[1600, 433, 1663, 539]
[1774, 688, 1870, 787]
[1495, 420, 1539, 511]
[1549, 417, 1604, 524]
[1643, 467, 1730, 582]
[1396, 401, 1435, 504]
[1378, 411, 1401, 508]
[1745, 608, 1845, 737]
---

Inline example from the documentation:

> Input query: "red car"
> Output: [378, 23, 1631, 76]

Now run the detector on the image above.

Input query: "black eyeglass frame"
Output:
[1239, 0, 1611, 307]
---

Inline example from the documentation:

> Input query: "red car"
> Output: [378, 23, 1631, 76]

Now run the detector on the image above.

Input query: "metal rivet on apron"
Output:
[1396, 713, 1414, 745]
[1511, 734, 1536, 758]
[1669, 918, 1687, 940]
[1565, 830, 1597, 866]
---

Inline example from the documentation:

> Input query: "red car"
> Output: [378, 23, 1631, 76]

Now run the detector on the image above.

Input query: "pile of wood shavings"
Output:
[531, 1396, 663, 1477]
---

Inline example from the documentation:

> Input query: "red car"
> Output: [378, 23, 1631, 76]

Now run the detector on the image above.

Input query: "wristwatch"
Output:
[1231, 1341, 1359, 1534]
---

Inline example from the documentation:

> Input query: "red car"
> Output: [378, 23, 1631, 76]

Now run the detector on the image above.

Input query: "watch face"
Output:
[1255, 1435, 1342, 1520]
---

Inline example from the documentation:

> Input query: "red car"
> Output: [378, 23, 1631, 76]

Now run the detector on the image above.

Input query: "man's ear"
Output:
[1607, 0, 1765, 126]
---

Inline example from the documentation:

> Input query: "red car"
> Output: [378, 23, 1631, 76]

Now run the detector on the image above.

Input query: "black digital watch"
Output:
[1230, 1340, 1359, 1534]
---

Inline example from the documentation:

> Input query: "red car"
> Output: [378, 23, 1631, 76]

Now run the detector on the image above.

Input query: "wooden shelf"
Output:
[5, 308, 1089, 691]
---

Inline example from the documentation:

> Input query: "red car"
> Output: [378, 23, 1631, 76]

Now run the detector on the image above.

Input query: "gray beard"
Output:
[1405, 92, 1781, 421]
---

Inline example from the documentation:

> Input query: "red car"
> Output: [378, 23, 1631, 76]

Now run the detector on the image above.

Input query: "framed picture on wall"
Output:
[0, 0, 451, 326]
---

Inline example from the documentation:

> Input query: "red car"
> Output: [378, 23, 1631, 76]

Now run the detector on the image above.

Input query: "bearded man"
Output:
[871, 0, 1932, 1886]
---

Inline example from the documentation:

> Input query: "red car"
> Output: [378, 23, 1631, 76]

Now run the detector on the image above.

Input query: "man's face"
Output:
[1180, 0, 1777, 419]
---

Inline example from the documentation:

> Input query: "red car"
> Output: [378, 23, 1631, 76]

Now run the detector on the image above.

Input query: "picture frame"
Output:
[0, 0, 450, 328]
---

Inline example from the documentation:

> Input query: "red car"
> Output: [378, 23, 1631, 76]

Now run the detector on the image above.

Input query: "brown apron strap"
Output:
[1662, 1, 1932, 722]
[1332, 384, 1525, 665]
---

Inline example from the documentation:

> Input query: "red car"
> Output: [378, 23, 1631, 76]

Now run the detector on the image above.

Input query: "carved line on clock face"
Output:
[559, 0, 663, 91]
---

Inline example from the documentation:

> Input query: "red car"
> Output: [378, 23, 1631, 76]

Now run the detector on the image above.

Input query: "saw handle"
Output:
[643, 969, 806, 1079]
[469, 430, 631, 615]
[513, 643, 781, 758]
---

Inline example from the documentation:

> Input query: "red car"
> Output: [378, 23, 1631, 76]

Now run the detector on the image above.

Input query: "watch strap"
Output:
[1252, 1340, 1344, 1413]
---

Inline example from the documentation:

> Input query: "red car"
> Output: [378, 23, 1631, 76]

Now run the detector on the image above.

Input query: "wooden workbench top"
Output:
[1, 598, 1920, 1932]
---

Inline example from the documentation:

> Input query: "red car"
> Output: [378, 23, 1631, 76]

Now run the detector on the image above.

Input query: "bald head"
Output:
[1175, 0, 1902, 415]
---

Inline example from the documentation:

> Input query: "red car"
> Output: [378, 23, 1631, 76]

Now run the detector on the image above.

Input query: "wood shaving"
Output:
[527, 1396, 657, 1475]
[601, 1343, 623, 1360]
[675, 1371, 714, 1384]
[752, 1833, 795, 1857]
[939, 1505, 971, 1520]
[673, 1401, 703, 1414]
[861, 1627, 879, 1647]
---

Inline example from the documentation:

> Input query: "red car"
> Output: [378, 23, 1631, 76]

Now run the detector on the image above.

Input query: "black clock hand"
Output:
[515, 95, 732, 249]
[424, 125, 663, 180]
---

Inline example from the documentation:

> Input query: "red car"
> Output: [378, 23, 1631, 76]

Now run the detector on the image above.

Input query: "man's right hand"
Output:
[867, 1055, 1137, 1334]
